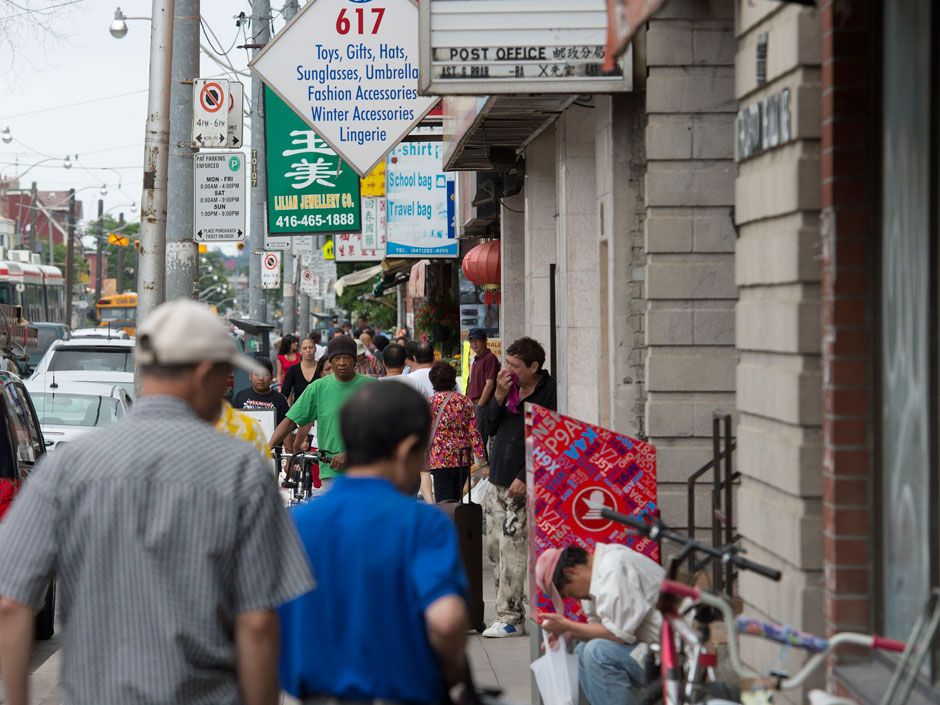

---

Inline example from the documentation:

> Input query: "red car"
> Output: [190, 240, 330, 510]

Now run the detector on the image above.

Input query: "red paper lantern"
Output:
[462, 240, 501, 287]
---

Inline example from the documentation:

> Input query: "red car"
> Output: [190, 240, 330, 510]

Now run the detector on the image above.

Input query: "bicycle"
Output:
[281, 448, 337, 505]
[657, 579, 906, 705]
[597, 507, 782, 705]
[601, 508, 910, 705]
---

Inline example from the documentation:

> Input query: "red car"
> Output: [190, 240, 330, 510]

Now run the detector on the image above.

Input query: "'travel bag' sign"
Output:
[526, 404, 658, 620]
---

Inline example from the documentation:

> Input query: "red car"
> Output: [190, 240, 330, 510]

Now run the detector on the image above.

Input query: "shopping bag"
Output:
[467, 477, 492, 505]
[530, 633, 579, 705]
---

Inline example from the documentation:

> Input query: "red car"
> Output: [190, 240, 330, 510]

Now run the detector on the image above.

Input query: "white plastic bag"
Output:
[530, 633, 579, 705]
[467, 477, 492, 505]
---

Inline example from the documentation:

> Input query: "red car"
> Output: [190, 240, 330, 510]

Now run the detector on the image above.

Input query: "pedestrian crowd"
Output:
[0, 301, 660, 705]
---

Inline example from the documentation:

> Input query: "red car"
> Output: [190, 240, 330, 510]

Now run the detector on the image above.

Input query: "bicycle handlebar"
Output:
[600, 508, 783, 582]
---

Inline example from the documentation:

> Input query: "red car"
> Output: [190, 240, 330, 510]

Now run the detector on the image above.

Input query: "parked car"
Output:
[30, 337, 135, 398]
[69, 327, 132, 340]
[25, 380, 131, 450]
[0, 370, 56, 639]
[24, 322, 70, 376]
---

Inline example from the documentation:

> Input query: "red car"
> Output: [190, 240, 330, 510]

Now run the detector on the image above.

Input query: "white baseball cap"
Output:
[136, 299, 265, 375]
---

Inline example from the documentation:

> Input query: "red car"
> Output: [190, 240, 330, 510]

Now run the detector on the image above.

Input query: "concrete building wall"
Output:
[554, 108, 600, 423]
[500, 192, 526, 346]
[595, 94, 647, 437]
[734, 0, 825, 683]
[643, 0, 738, 527]
[524, 129, 557, 355]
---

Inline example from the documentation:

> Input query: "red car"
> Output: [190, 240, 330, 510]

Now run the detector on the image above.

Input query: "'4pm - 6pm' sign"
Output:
[264, 85, 361, 235]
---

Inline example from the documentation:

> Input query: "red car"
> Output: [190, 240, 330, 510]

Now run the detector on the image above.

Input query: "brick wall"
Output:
[819, 0, 878, 654]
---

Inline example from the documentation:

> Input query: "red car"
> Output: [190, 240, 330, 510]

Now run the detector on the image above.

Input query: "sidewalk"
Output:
[3, 566, 532, 705]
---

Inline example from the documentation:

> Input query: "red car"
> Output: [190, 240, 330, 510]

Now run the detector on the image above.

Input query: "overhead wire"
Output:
[0, 89, 148, 121]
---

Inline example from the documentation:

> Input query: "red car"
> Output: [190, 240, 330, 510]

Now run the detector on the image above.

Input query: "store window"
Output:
[880, 0, 938, 677]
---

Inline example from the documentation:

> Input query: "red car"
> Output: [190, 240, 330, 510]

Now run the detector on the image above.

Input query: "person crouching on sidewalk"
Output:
[535, 544, 665, 705]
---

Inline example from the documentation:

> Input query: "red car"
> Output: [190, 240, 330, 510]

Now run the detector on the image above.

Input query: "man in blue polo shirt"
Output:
[278, 382, 469, 704]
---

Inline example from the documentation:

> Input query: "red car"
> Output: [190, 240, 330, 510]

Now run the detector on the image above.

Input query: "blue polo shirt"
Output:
[278, 476, 468, 703]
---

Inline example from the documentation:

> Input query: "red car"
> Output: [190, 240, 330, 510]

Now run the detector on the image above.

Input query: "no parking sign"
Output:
[261, 252, 281, 289]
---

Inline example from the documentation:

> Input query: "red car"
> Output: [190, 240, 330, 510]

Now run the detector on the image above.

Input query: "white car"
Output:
[24, 380, 132, 450]
[70, 327, 132, 340]
[29, 338, 135, 398]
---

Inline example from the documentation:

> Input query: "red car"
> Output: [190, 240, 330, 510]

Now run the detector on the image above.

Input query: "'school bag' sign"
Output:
[526, 404, 659, 621]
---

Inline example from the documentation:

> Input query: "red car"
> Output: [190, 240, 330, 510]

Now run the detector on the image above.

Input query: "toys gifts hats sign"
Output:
[249, 0, 437, 178]
[526, 404, 659, 621]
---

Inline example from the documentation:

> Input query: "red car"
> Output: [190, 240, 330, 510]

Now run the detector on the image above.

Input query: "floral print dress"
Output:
[428, 392, 486, 469]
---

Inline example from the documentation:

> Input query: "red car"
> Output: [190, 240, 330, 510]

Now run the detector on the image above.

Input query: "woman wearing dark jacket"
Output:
[481, 337, 557, 639]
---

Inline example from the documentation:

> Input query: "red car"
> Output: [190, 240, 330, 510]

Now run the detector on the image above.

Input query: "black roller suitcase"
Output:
[438, 453, 486, 633]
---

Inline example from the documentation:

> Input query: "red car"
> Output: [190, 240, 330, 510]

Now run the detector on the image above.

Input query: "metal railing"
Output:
[687, 411, 739, 595]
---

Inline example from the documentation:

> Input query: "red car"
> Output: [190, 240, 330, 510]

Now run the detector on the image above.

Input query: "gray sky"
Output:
[0, 0, 283, 251]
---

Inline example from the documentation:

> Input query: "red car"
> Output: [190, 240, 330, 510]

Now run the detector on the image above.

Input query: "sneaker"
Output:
[482, 621, 525, 638]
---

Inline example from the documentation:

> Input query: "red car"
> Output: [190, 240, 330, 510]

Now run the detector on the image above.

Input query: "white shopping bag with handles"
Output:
[530, 632, 579, 705]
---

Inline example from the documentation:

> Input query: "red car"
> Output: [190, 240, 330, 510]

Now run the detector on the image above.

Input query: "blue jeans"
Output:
[575, 640, 648, 705]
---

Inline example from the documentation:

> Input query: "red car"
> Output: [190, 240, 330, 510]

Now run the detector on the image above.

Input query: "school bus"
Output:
[94, 292, 138, 336]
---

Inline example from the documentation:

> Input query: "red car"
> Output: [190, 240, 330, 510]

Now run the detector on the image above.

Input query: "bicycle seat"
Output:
[808, 689, 857, 705]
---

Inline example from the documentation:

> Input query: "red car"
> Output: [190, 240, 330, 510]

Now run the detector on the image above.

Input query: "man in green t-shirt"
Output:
[270, 335, 374, 478]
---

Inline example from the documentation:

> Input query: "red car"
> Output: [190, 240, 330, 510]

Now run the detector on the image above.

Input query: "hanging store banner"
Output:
[386, 142, 456, 258]
[261, 251, 281, 289]
[336, 197, 387, 261]
[264, 86, 361, 235]
[250, 0, 437, 178]
[419, 0, 632, 95]
[526, 404, 659, 621]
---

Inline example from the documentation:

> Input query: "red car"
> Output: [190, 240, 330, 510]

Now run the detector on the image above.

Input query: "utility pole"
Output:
[94, 198, 104, 301]
[164, 0, 199, 302]
[298, 291, 310, 334]
[65, 189, 75, 326]
[248, 0, 272, 322]
[136, 0, 176, 326]
[276, 0, 301, 332]
[27, 181, 38, 253]
[282, 251, 296, 334]
[117, 212, 126, 293]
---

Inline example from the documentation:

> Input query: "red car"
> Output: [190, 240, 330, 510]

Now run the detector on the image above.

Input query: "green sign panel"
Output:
[264, 86, 361, 234]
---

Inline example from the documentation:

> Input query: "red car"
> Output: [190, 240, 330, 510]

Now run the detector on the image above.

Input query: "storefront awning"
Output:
[442, 95, 577, 171]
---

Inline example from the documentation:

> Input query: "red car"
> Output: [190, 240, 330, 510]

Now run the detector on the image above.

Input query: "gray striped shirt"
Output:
[0, 395, 314, 705]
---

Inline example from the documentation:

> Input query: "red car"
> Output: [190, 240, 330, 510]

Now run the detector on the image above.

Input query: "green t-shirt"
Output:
[287, 373, 375, 478]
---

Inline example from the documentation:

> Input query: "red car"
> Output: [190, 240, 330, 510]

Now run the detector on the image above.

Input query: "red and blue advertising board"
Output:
[526, 404, 659, 621]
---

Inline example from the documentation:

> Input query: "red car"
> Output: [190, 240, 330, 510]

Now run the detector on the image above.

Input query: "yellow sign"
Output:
[322, 238, 334, 260]
[108, 233, 130, 247]
[360, 161, 386, 197]
[198, 243, 208, 253]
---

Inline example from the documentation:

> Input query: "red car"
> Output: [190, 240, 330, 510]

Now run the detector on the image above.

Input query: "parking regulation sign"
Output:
[249, 0, 436, 177]
[194, 151, 246, 242]
[192, 78, 229, 147]
[261, 251, 281, 289]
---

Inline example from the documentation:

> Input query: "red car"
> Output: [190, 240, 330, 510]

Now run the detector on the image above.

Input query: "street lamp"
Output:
[109, 7, 129, 39]
[1, 127, 11, 145]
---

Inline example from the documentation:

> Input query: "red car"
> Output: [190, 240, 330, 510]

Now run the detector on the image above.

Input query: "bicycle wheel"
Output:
[637, 678, 741, 705]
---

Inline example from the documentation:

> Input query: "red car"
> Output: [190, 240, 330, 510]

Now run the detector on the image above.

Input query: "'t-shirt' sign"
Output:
[250, 0, 436, 178]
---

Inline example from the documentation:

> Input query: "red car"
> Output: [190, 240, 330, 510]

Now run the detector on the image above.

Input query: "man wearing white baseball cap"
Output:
[0, 299, 314, 705]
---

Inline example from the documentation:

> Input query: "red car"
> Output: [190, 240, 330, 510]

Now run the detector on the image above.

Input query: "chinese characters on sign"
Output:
[264, 86, 361, 234]
[385, 142, 456, 258]
[419, 1, 631, 95]
[335, 197, 387, 261]
[526, 404, 659, 621]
